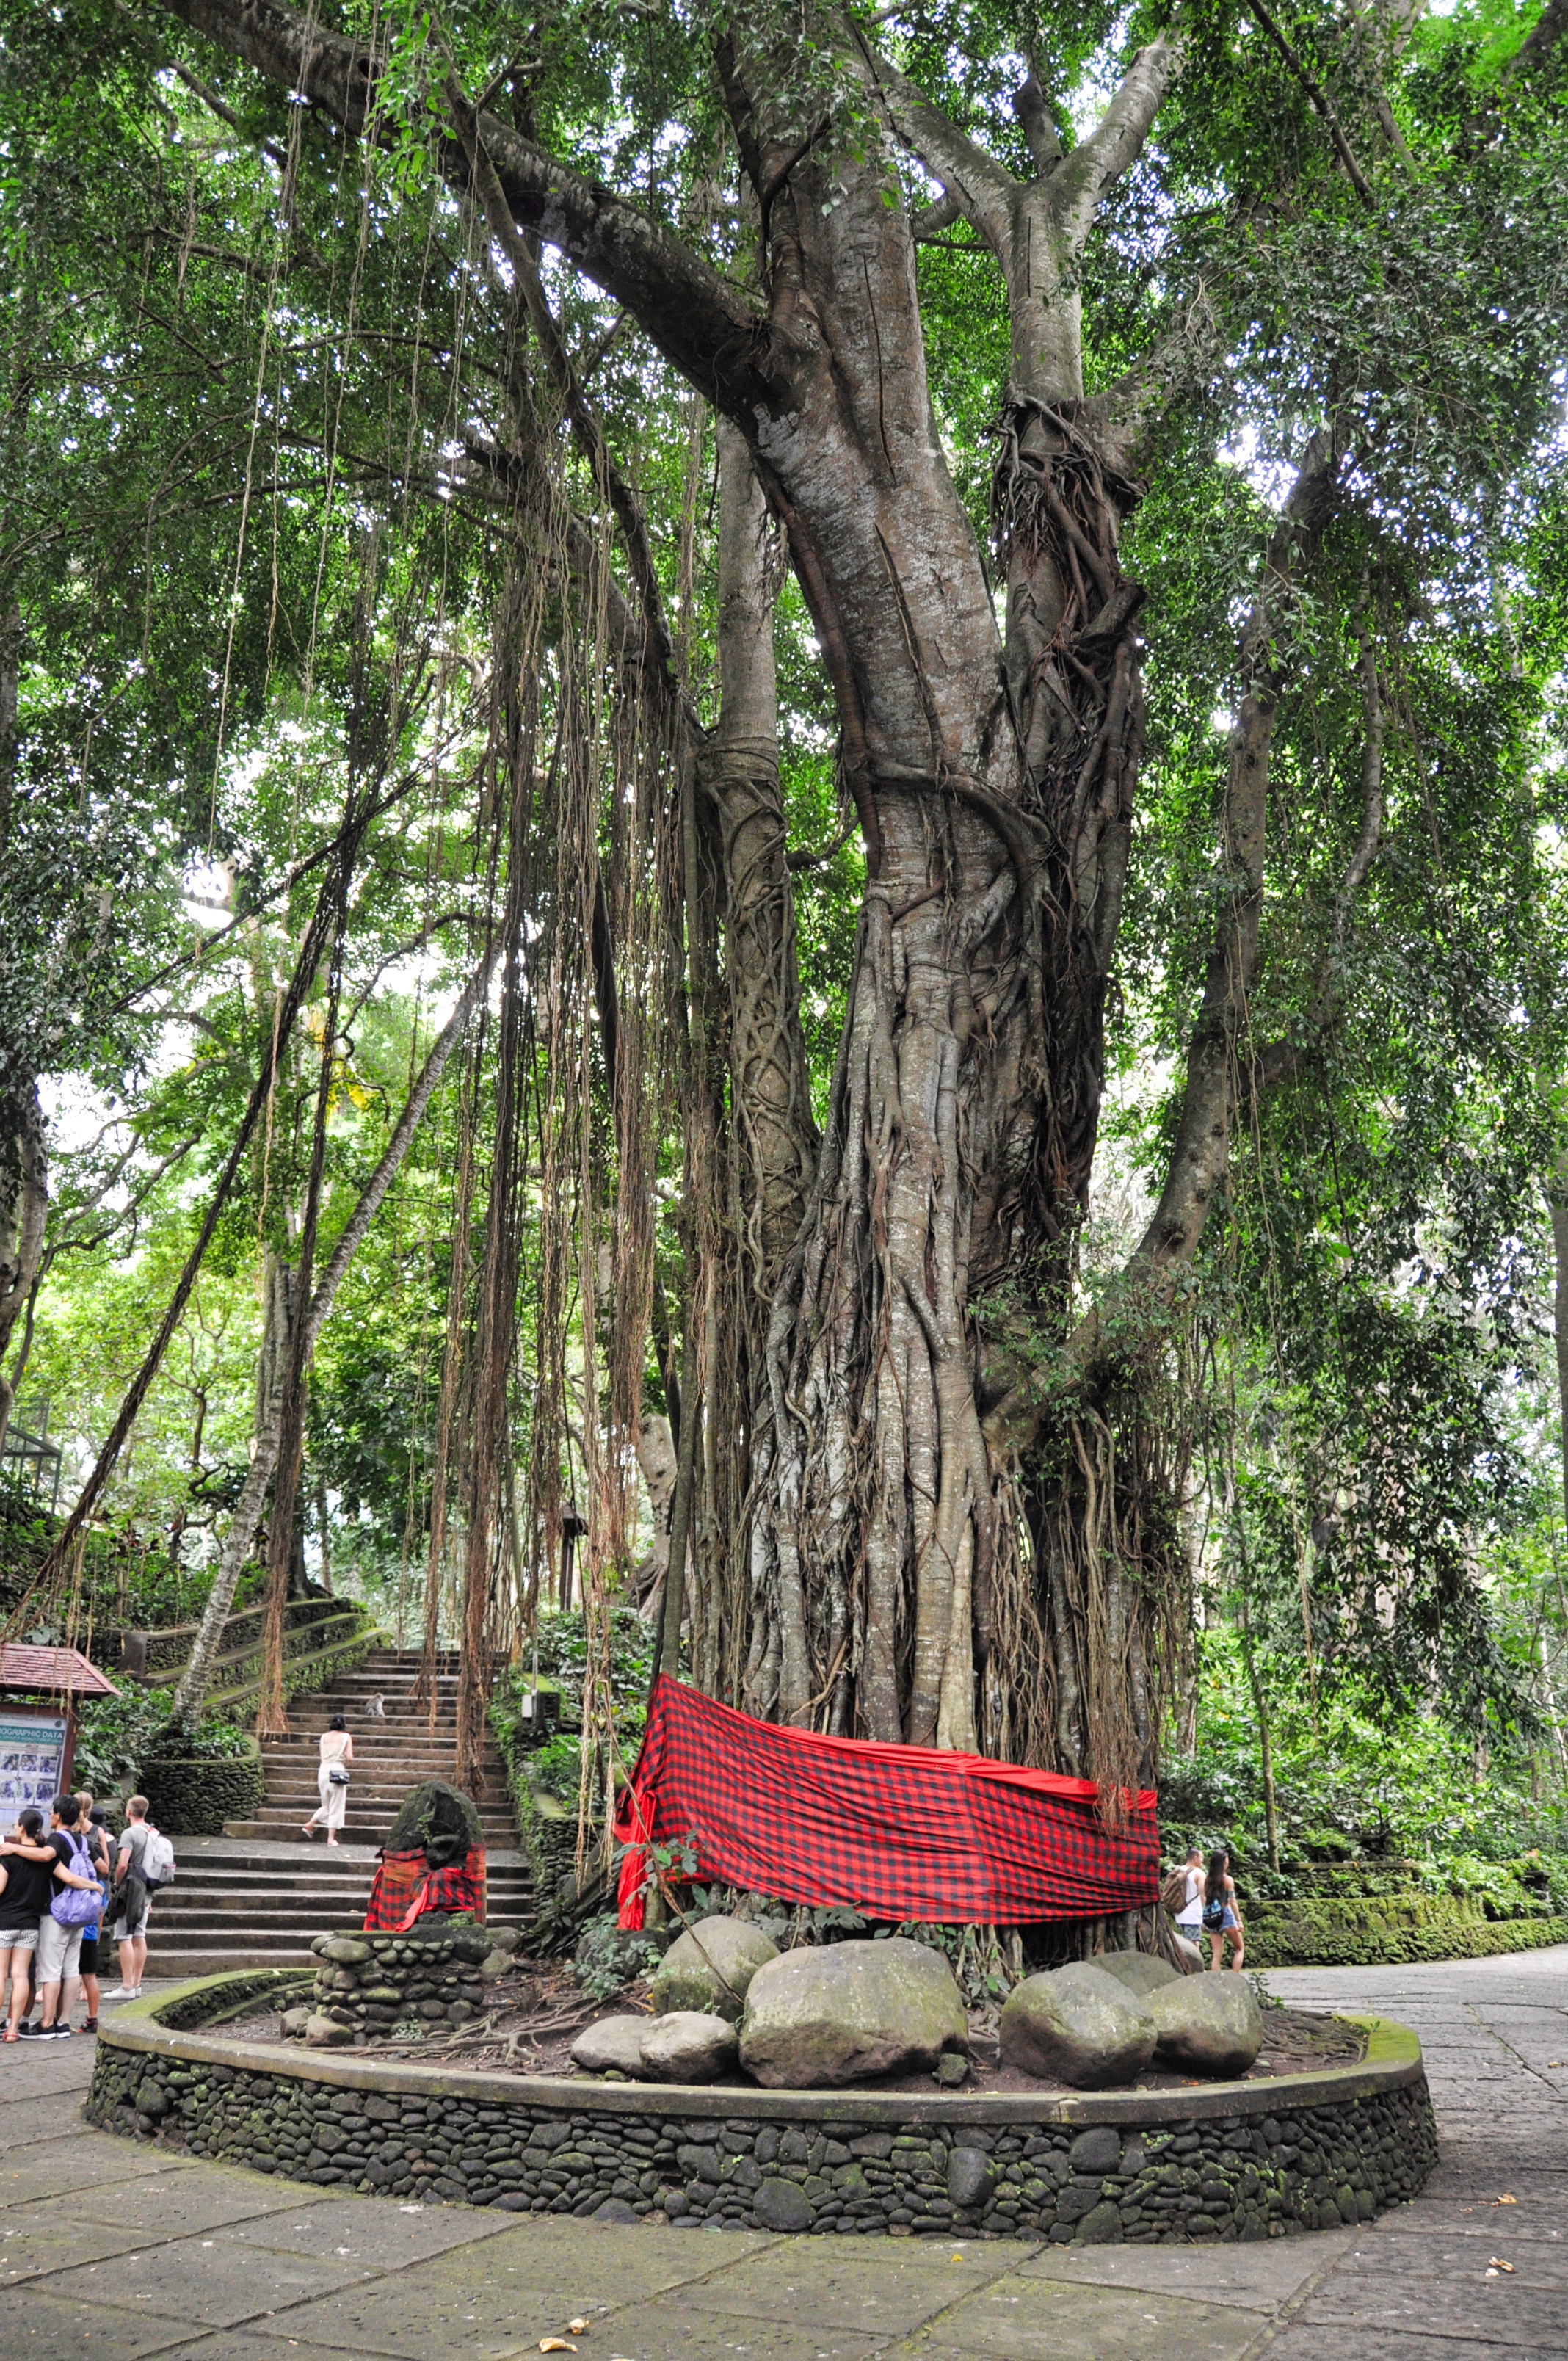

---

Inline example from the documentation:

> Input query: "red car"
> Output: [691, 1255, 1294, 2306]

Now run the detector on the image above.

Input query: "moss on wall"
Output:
[139, 1741, 266, 1836]
[1245, 1896, 1568, 1969]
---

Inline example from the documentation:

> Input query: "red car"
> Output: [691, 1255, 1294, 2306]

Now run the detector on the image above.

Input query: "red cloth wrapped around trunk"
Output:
[614, 1677, 1158, 1929]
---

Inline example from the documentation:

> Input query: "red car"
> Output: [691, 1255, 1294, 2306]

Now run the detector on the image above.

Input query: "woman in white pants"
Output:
[303, 1716, 353, 1846]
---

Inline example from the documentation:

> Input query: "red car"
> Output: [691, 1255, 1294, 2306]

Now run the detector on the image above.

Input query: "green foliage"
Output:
[71, 1686, 248, 1796]
[571, 1914, 664, 2001]
[1164, 1628, 1568, 1910]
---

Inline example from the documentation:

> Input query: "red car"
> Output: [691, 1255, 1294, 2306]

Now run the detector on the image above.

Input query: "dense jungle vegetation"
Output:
[1, 0, 1566, 1903]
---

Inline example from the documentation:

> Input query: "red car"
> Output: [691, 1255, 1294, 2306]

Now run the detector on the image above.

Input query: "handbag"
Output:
[50, 1831, 103, 1928]
[327, 1765, 351, 1787]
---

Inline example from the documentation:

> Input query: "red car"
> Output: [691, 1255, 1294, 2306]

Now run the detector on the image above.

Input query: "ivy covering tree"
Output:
[1, 0, 1566, 1835]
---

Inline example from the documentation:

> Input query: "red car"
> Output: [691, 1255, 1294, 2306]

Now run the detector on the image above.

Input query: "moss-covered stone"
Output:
[1244, 1899, 1568, 1970]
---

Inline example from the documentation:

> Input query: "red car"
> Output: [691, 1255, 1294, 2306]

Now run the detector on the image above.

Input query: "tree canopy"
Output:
[2, 0, 1566, 1852]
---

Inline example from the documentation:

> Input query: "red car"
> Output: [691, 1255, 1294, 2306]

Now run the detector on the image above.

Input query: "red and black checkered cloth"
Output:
[363, 1847, 487, 1932]
[614, 1677, 1158, 1929]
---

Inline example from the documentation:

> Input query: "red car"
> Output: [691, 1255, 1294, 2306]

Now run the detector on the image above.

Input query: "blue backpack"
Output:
[49, 1830, 102, 1929]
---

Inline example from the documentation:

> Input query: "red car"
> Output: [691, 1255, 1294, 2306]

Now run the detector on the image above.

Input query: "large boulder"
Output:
[649, 1916, 779, 2024]
[1094, 1949, 1180, 1999]
[998, 1961, 1156, 2089]
[1146, 1974, 1263, 2076]
[738, 1937, 968, 2089]
[570, 2014, 650, 2076]
[639, 2009, 739, 2083]
[1172, 1932, 1206, 1975]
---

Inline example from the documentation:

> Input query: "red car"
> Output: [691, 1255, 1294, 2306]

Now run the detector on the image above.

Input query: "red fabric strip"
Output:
[614, 1678, 1159, 1930]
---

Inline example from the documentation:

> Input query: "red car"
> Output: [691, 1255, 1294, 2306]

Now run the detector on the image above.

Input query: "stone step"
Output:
[154, 1644, 531, 1976]
[153, 1871, 531, 1908]
[223, 1822, 516, 1847]
[236, 1805, 517, 1823]
[247, 1775, 512, 1785]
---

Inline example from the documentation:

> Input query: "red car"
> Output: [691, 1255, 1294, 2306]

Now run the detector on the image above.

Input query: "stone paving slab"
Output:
[657, 2238, 1017, 2334]
[3, 2283, 214, 2361]
[1262, 2337, 1567, 2361]
[2, 2182, 311, 2284]
[532, 2296, 888, 2360]
[0, 2092, 100, 2150]
[1252, 1949, 1568, 2359]
[1319, 2231, 1568, 2291]
[208, 2197, 522, 2268]
[37, 2235, 380, 2330]
[1015, 2227, 1357, 2308]
[0, 2130, 198, 2206]
[875, 2279, 1268, 2360]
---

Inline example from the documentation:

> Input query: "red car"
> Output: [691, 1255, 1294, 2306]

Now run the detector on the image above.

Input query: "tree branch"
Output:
[849, 27, 1017, 259]
[159, 0, 777, 415]
[909, 190, 964, 242]
[1247, 0, 1375, 208]
[1053, 36, 1186, 252]
[443, 70, 689, 715]
[169, 59, 287, 167]
[1013, 70, 1064, 175]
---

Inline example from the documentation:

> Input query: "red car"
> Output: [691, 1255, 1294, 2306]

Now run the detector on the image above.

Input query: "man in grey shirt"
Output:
[105, 1796, 153, 1999]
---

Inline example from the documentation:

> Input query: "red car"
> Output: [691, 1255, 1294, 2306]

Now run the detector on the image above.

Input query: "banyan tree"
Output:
[7, 0, 1567, 1802]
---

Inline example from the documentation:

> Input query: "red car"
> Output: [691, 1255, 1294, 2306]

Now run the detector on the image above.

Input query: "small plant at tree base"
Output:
[572, 1912, 664, 2001]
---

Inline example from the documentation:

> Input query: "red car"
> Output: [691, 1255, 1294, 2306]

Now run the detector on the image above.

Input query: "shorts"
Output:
[37, 1916, 84, 1984]
[1221, 1908, 1241, 1934]
[0, 1923, 39, 1956]
[79, 1932, 101, 1975]
[114, 1890, 150, 1941]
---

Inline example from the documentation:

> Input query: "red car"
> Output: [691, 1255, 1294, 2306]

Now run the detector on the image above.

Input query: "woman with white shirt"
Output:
[303, 1715, 353, 1846]
[1174, 1845, 1206, 1948]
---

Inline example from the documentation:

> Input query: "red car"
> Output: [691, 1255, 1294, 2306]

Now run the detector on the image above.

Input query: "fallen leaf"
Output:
[1498, 2194, 1518, 2204]
[1548, 2061, 1563, 2069]
[1489, 2258, 1515, 2273]
[538, 2343, 577, 2354]
[1486, 2268, 1499, 2280]
[567, 2323, 591, 2337]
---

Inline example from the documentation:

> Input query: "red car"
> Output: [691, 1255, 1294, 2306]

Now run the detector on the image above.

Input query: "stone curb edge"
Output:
[95, 1972, 1426, 2127]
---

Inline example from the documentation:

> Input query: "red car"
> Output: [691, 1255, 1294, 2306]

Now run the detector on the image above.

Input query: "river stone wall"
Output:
[87, 1988, 1437, 2243]
[297, 1926, 497, 2045]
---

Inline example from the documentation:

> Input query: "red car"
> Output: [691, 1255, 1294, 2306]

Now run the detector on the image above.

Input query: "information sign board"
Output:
[0, 1708, 69, 1822]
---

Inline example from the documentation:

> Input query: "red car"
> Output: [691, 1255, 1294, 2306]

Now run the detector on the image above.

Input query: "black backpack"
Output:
[1202, 1891, 1227, 1931]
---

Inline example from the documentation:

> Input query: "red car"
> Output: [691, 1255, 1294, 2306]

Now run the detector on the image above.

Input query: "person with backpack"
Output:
[0, 1807, 57, 2041]
[1166, 1843, 1206, 1947]
[31, 1794, 104, 2039]
[1202, 1845, 1246, 1971]
[104, 1794, 173, 2000]
[73, 1801, 113, 2031]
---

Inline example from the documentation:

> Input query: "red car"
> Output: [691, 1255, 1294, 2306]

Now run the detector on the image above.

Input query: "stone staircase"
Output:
[144, 1649, 531, 1978]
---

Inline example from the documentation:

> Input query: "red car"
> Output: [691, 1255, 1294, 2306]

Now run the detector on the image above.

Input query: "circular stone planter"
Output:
[88, 1971, 1437, 2244]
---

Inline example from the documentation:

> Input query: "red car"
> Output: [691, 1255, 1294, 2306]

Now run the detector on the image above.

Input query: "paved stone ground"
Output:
[0, 1949, 1561, 2361]
[1252, 1948, 1568, 2361]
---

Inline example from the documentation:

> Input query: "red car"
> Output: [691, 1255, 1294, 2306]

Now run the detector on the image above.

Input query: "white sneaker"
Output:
[101, 1987, 137, 2000]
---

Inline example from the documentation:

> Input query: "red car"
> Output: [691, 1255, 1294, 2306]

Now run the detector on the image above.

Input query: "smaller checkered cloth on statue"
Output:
[363, 1777, 487, 1931]
[364, 1847, 487, 1931]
